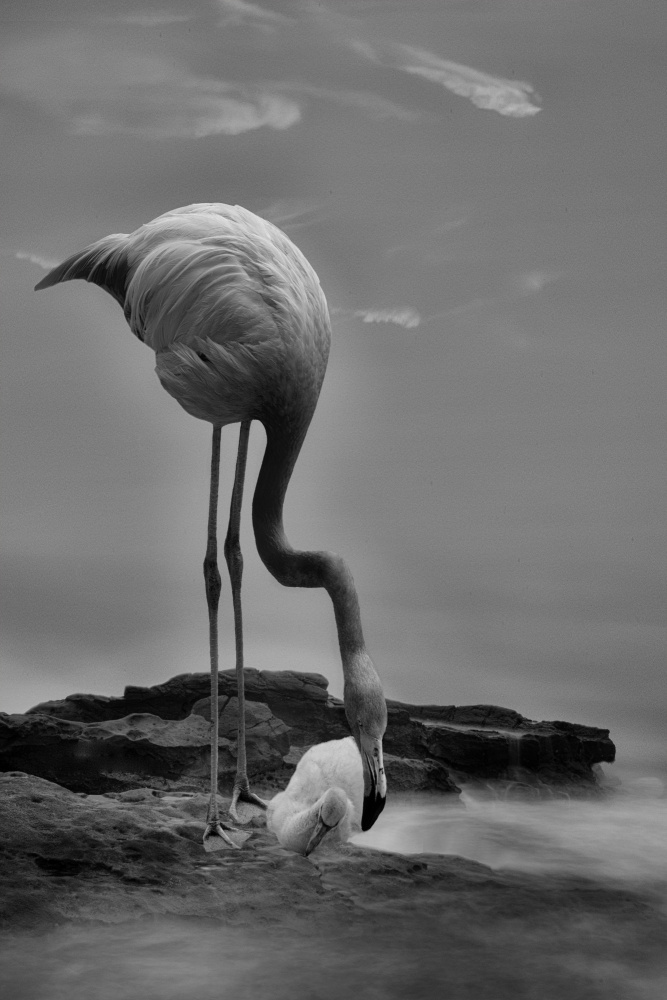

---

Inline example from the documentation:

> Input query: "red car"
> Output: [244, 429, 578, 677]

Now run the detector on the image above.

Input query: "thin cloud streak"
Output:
[354, 308, 421, 329]
[350, 38, 540, 118]
[424, 270, 560, 326]
[261, 198, 326, 230]
[70, 91, 300, 139]
[15, 250, 60, 271]
[398, 45, 541, 118]
[217, 0, 288, 27]
[418, 270, 560, 337]
[0, 33, 300, 138]
[385, 212, 471, 262]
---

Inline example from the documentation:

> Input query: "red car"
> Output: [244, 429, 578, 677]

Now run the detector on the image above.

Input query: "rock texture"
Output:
[0, 669, 615, 798]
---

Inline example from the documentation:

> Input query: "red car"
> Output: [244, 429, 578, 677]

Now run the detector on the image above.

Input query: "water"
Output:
[1, 781, 665, 1000]
[355, 779, 667, 888]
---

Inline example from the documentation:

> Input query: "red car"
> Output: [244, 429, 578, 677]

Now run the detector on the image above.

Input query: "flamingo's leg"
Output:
[226, 420, 267, 821]
[203, 425, 240, 852]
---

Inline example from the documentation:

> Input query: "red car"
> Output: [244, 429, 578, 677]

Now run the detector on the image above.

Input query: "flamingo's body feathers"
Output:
[35, 204, 330, 427]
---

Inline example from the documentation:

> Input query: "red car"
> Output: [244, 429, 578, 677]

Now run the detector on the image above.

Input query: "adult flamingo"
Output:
[35, 204, 387, 850]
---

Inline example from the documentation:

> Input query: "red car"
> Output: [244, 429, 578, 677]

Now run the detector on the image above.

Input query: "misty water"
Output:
[355, 778, 667, 887]
[1, 777, 665, 1000]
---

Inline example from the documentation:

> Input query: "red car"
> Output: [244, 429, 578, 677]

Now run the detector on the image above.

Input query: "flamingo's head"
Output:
[343, 650, 387, 831]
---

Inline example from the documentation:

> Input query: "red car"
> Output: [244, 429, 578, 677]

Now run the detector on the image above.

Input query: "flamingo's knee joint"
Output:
[224, 536, 243, 587]
[203, 554, 222, 607]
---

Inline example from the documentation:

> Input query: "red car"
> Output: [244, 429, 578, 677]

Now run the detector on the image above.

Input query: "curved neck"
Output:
[252, 420, 366, 664]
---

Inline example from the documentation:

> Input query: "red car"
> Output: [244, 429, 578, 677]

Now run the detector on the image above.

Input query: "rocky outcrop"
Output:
[384, 700, 615, 787]
[0, 701, 292, 796]
[26, 670, 334, 731]
[0, 669, 615, 798]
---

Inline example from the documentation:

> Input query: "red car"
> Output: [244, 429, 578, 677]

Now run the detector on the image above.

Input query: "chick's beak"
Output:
[359, 733, 386, 831]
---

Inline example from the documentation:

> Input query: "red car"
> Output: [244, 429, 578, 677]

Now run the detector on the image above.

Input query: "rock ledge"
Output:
[0, 670, 615, 797]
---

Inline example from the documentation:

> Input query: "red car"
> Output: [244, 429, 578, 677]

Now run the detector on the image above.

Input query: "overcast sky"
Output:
[1, 0, 664, 778]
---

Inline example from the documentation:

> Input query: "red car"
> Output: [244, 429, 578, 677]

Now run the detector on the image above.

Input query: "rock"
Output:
[0, 771, 664, 1000]
[191, 694, 291, 755]
[27, 670, 332, 725]
[0, 704, 292, 796]
[0, 771, 313, 928]
[383, 754, 461, 794]
[402, 703, 529, 728]
[6, 669, 615, 798]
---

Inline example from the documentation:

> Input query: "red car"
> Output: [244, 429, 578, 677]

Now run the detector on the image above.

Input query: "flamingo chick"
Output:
[267, 737, 364, 856]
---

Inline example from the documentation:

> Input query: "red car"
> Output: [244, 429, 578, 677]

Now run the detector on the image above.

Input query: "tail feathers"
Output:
[34, 233, 130, 306]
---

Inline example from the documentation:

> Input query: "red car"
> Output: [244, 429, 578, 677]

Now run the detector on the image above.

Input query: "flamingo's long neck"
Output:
[252, 419, 366, 669]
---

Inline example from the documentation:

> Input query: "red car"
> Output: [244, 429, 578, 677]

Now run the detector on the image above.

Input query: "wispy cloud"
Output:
[385, 212, 471, 262]
[354, 308, 421, 329]
[423, 270, 561, 333]
[70, 89, 299, 139]
[15, 250, 60, 271]
[217, 0, 288, 28]
[347, 38, 381, 63]
[261, 198, 325, 230]
[350, 38, 541, 118]
[0, 33, 300, 138]
[514, 270, 559, 295]
[397, 45, 541, 118]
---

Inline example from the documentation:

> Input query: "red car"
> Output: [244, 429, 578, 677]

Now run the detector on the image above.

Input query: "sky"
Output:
[1, 0, 665, 778]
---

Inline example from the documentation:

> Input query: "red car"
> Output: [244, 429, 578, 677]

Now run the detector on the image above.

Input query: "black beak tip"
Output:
[361, 792, 386, 832]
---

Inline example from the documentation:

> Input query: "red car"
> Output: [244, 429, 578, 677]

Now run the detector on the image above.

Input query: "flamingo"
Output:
[267, 737, 363, 855]
[35, 203, 387, 850]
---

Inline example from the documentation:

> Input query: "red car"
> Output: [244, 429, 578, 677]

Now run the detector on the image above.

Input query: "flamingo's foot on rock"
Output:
[202, 820, 243, 853]
[229, 782, 268, 824]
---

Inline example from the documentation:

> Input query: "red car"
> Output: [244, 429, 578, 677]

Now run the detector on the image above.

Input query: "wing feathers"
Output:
[34, 234, 130, 306]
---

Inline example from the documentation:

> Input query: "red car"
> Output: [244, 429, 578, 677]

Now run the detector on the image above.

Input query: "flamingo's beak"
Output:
[359, 733, 386, 831]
